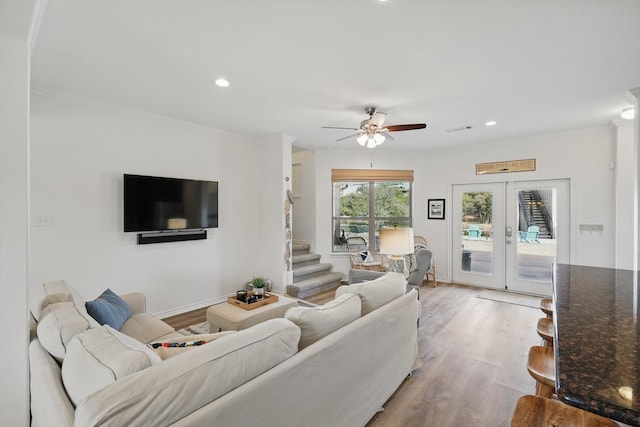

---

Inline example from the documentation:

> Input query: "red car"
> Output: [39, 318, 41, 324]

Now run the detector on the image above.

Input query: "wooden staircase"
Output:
[286, 242, 343, 299]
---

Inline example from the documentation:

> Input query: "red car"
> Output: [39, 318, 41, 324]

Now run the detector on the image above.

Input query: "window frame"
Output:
[332, 169, 413, 253]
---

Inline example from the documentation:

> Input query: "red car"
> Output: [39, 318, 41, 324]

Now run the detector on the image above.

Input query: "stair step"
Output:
[286, 272, 344, 299]
[292, 253, 321, 268]
[292, 242, 311, 255]
[293, 263, 332, 282]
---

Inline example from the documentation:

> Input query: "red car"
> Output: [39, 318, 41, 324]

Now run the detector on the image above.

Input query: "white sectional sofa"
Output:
[30, 272, 420, 427]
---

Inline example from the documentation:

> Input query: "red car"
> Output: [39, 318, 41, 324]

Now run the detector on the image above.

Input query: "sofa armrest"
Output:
[119, 292, 146, 315]
[348, 269, 386, 284]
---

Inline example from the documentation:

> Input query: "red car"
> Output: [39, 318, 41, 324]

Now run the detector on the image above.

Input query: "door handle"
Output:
[506, 226, 512, 237]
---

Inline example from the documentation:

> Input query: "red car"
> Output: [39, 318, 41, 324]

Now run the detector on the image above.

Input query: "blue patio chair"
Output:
[467, 224, 482, 240]
[519, 225, 540, 243]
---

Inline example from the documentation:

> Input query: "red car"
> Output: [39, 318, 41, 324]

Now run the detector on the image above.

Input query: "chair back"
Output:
[414, 235, 428, 247]
[345, 236, 367, 252]
[407, 247, 433, 286]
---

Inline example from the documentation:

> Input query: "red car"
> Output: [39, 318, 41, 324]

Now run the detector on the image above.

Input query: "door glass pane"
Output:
[461, 192, 493, 275]
[516, 188, 556, 281]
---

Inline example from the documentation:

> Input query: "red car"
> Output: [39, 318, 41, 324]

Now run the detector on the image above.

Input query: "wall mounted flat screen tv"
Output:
[124, 174, 218, 232]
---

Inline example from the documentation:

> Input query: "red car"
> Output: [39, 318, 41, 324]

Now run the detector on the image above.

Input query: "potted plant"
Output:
[250, 276, 269, 298]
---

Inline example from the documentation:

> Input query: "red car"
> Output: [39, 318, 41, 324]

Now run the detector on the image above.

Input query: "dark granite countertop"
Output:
[553, 264, 640, 426]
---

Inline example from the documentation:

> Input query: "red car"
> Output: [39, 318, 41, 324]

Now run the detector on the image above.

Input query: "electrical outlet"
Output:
[33, 215, 53, 227]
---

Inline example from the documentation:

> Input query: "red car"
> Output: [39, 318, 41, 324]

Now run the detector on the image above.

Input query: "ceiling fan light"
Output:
[374, 133, 385, 144]
[357, 134, 368, 146]
[366, 138, 377, 149]
[621, 107, 635, 120]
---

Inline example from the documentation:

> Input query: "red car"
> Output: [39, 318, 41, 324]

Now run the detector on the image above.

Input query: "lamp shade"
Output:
[379, 227, 414, 255]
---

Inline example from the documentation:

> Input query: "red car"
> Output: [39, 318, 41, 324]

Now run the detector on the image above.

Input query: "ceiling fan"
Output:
[322, 107, 426, 148]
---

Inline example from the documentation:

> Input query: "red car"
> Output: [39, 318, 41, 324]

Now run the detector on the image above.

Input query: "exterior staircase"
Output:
[519, 190, 553, 238]
[286, 242, 343, 299]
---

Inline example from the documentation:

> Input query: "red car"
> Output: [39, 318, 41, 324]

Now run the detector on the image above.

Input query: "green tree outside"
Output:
[462, 192, 492, 223]
[339, 183, 409, 217]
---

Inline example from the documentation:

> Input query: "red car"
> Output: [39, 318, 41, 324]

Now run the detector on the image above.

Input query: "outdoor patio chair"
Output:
[467, 224, 482, 240]
[345, 236, 367, 251]
[519, 225, 540, 243]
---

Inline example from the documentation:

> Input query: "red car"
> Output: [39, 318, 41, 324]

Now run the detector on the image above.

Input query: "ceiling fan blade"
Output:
[336, 133, 360, 142]
[385, 124, 427, 132]
[322, 126, 360, 131]
[381, 132, 394, 141]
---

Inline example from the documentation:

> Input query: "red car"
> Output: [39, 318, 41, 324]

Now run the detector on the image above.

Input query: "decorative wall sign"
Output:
[428, 199, 445, 220]
[476, 158, 536, 175]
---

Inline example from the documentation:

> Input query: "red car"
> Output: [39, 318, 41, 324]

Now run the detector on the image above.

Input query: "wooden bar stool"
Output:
[511, 395, 619, 427]
[540, 297, 553, 318]
[527, 346, 556, 398]
[536, 317, 554, 347]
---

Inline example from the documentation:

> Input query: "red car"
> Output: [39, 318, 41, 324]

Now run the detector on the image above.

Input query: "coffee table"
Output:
[206, 294, 297, 332]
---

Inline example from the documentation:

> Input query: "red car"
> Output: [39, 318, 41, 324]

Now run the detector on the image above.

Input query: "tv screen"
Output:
[124, 174, 218, 232]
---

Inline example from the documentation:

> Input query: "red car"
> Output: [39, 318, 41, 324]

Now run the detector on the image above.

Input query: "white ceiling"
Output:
[30, 0, 640, 152]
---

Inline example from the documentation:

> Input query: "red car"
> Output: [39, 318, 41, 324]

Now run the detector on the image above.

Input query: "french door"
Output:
[452, 179, 570, 296]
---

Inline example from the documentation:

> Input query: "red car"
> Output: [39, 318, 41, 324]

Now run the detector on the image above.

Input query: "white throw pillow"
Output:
[32, 292, 74, 322]
[335, 272, 406, 315]
[285, 293, 361, 349]
[37, 302, 93, 362]
[42, 280, 99, 328]
[62, 325, 161, 405]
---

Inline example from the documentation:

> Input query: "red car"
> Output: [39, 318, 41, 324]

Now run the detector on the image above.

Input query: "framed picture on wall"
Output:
[428, 199, 445, 220]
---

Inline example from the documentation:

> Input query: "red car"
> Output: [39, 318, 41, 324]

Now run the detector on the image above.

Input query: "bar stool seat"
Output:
[527, 345, 555, 398]
[540, 297, 553, 318]
[511, 395, 619, 427]
[536, 317, 554, 346]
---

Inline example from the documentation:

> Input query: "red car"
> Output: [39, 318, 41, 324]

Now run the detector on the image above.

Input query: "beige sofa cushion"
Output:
[285, 293, 361, 349]
[37, 302, 93, 362]
[62, 325, 161, 406]
[335, 272, 406, 315]
[29, 339, 75, 427]
[34, 292, 74, 321]
[41, 280, 100, 327]
[75, 318, 300, 427]
[149, 331, 237, 360]
[119, 313, 177, 343]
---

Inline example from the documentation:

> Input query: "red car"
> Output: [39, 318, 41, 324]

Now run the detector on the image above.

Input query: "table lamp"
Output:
[379, 227, 414, 274]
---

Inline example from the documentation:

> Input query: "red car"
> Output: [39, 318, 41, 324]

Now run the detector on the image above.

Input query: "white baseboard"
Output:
[154, 295, 227, 319]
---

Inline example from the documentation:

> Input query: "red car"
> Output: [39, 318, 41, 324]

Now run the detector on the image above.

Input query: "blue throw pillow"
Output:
[85, 288, 132, 330]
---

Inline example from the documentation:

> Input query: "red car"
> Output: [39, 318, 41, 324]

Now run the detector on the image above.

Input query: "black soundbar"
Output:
[137, 230, 207, 245]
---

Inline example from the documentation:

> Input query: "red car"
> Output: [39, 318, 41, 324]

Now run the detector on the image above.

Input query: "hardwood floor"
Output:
[164, 283, 544, 427]
[163, 306, 208, 330]
[366, 283, 541, 427]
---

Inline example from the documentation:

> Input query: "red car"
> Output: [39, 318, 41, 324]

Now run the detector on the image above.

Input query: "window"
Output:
[332, 169, 413, 252]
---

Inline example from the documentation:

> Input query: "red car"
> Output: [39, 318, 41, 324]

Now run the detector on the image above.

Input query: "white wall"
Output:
[258, 134, 294, 293]
[303, 127, 616, 281]
[0, 34, 30, 427]
[292, 150, 316, 246]
[30, 94, 280, 316]
[614, 120, 635, 270]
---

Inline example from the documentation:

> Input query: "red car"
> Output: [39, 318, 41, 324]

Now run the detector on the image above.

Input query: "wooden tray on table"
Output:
[227, 293, 279, 311]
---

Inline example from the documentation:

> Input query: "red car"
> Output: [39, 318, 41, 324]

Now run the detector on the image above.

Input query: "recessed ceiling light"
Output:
[485, 121, 497, 126]
[621, 107, 635, 120]
[214, 78, 230, 88]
